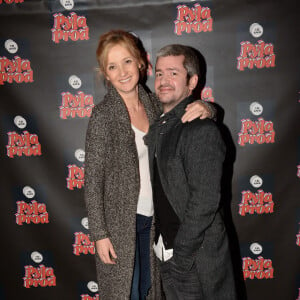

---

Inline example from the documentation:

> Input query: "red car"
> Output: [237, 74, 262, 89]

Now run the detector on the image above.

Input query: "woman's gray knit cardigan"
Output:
[84, 84, 163, 300]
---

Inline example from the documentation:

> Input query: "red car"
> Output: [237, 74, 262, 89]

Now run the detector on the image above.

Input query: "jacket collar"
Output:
[160, 95, 194, 121]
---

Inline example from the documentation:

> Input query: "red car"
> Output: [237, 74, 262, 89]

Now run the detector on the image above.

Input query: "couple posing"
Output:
[84, 30, 236, 300]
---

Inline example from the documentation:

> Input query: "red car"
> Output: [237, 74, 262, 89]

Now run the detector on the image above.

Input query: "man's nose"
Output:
[160, 74, 169, 85]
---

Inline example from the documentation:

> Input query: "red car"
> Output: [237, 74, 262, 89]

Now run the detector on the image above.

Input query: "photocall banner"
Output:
[0, 0, 299, 299]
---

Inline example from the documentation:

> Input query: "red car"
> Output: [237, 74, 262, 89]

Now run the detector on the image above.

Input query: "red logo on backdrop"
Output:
[296, 225, 300, 247]
[0, 0, 23, 4]
[67, 164, 84, 190]
[238, 118, 275, 146]
[237, 40, 276, 71]
[174, 3, 212, 36]
[6, 131, 42, 158]
[243, 256, 274, 280]
[0, 56, 33, 85]
[81, 295, 99, 300]
[23, 265, 56, 288]
[60, 91, 95, 119]
[239, 190, 274, 216]
[52, 12, 89, 43]
[16, 200, 49, 225]
[73, 232, 95, 256]
[201, 87, 214, 103]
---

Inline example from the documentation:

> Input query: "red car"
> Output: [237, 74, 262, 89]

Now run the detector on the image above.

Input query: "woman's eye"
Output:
[125, 59, 132, 64]
[108, 65, 115, 71]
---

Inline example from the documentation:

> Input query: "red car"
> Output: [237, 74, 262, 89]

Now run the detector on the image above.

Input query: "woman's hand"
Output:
[96, 238, 117, 264]
[181, 100, 215, 123]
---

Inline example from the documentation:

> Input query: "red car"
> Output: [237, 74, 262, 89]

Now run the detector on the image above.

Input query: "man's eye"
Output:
[125, 59, 132, 64]
[171, 72, 177, 76]
[156, 73, 162, 77]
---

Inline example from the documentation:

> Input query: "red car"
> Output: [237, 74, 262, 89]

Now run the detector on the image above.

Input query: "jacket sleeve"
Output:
[173, 120, 225, 269]
[84, 105, 110, 242]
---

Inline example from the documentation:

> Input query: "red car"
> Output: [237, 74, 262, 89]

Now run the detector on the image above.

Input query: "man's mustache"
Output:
[158, 84, 174, 91]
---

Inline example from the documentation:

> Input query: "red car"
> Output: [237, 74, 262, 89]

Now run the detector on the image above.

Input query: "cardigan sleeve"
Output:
[150, 93, 163, 117]
[198, 99, 217, 120]
[84, 104, 110, 242]
[149, 93, 216, 120]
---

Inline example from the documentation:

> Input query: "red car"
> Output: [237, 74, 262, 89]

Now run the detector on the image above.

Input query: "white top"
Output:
[131, 124, 154, 217]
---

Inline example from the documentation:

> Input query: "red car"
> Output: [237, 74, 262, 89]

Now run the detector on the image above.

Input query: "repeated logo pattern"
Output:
[1, 1, 298, 299]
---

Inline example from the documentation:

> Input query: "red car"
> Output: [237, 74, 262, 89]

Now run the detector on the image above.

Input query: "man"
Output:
[145, 44, 237, 299]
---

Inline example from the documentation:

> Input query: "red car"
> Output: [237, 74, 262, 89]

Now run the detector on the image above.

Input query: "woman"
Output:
[84, 30, 214, 300]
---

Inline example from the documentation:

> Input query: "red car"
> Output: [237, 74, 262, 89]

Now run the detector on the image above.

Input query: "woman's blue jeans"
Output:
[130, 214, 152, 300]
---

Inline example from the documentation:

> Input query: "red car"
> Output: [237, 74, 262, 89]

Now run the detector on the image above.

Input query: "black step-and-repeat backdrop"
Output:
[1, 0, 300, 299]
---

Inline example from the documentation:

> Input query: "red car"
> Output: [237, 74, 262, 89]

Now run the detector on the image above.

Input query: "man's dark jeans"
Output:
[159, 257, 202, 300]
